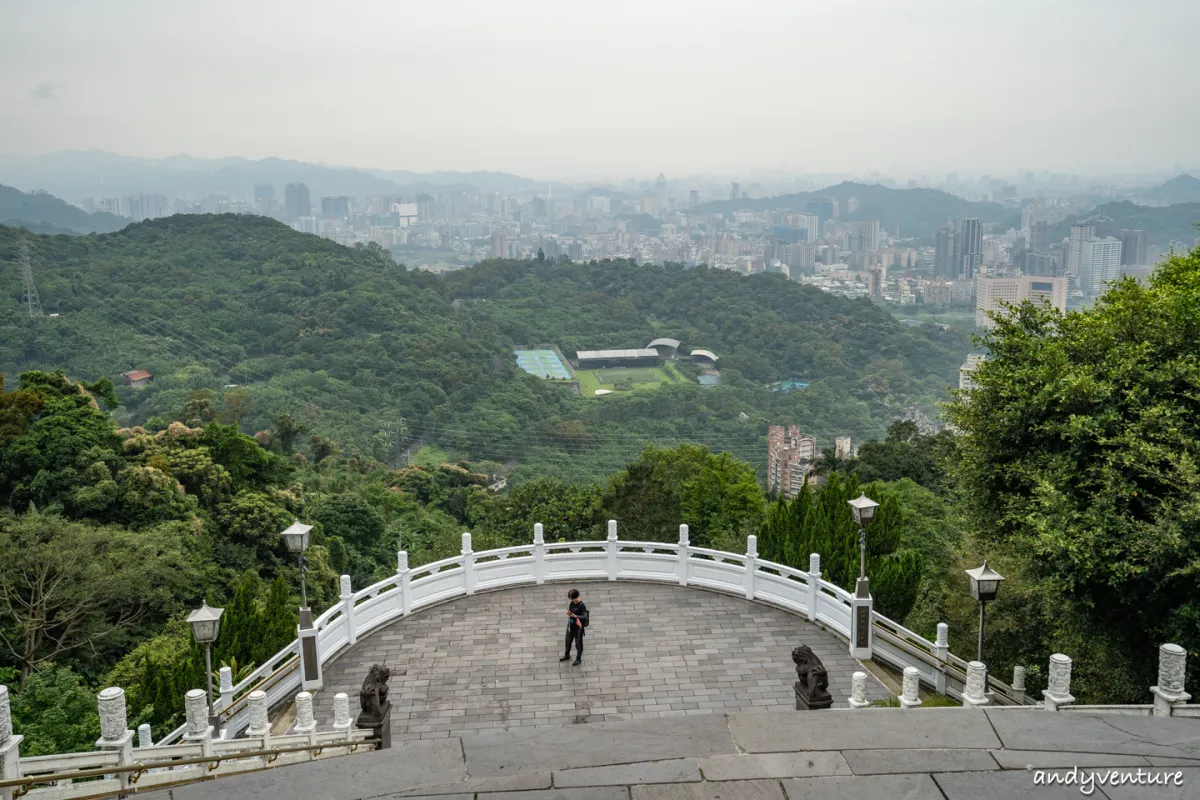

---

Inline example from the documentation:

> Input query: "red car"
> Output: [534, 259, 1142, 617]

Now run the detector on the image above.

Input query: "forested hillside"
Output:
[0, 215, 970, 482]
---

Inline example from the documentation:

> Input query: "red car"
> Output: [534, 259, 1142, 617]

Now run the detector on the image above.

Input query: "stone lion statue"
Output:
[792, 645, 831, 697]
[359, 664, 391, 722]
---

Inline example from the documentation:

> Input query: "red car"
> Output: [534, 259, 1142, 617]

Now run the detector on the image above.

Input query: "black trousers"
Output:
[564, 625, 584, 658]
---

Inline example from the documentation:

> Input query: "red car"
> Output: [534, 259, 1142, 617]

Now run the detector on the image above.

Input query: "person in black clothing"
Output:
[559, 588, 588, 665]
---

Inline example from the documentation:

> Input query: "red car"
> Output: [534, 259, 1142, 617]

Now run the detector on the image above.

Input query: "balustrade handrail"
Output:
[147, 529, 1031, 745]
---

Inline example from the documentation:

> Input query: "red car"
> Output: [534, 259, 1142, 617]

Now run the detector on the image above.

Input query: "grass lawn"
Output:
[577, 367, 683, 396]
[410, 444, 452, 467]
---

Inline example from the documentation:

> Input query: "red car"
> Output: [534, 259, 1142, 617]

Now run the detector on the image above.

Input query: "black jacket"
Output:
[566, 600, 589, 635]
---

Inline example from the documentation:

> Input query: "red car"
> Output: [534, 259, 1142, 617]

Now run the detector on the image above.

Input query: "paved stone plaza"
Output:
[312, 583, 890, 742]
[169, 709, 1200, 799]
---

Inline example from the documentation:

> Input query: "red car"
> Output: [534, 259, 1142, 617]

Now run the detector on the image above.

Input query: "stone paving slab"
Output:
[395, 770, 552, 796]
[728, 708, 1002, 753]
[782, 774, 943, 799]
[555, 758, 701, 787]
[313, 583, 889, 743]
[476, 790, 628, 800]
[633, 780, 786, 800]
[990, 749, 1152, 770]
[462, 714, 736, 777]
[985, 709, 1200, 759]
[842, 747, 999, 775]
[698, 752, 851, 781]
[934, 768, 1120, 799]
[170, 738, 465, 800]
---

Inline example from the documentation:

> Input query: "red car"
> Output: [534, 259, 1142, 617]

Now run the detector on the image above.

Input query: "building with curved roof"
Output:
[646, 337, 681, 358]
[690, 349, 719, 365]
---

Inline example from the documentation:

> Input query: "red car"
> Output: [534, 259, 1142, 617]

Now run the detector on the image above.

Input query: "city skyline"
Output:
[3, 0, 1199, 179]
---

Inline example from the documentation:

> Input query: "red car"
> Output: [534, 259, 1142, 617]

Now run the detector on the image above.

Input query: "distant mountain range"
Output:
[1133, 174, 1200, 206]
[0, 151, 548, 202]
[1048, 200, 1200, 248]
[695, 181, 1021, 239]
[0, 184, 128, 234]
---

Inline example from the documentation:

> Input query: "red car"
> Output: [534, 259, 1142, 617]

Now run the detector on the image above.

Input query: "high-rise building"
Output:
[689, 190, 699, 208]
[1120, 230, 1147, 266]
[869, 266, 884, 300]
[934, 226, 956, 279]
[767, 425, 818, 499]
[320, 196, 350, 219]
[849, 220, 880, 252]
[1067, 224, 1096, 276]
[568, 241, 584, 261]
[1079, 237, 1122, 296]
[490, 231, 507, 259]
[1029, 221, 1049, 254]
[835, 436, 852, 459]
[284, 183, 310, 221]
[959, 354, 987, 391]
[730, 182, 740, 200]
[975, 275, 1067, 328]
[956, 218, 983, 279]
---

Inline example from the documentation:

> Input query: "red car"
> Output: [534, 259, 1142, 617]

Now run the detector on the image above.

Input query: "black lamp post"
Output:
[847, 493, 879, 598]
[965, 560, 1005, 665]
[281, 520, 314, 629]
[186, 600, 224, 731]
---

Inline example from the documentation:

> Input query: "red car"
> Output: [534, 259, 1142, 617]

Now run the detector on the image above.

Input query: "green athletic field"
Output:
[577, 365, 685, 396]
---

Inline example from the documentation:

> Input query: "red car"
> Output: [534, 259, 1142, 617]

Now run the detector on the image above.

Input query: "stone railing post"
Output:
[183, 689, 214, 757]
[295, 691, 318, 753]
[933, 623, 950, 694]
[744, 535, 758, 600]
[461, 533, 475, 596]
[340, 575, 357, 647]
[218, 665, 234, 713]
[96, 687, 135, 790]
[246, 690, 271, 750]
[606, 520, 618, 580]
[962, 661, 989, 708]
[137, 724, 153, 749]
[397, 550, 411, 616]
[0, 685, 24, 800]
[806, 554, 820, 622]
[1012, 666, 1027, 705]
[848, 671, 870, 709]
[1042, 653, 1075, 711]
[900, 667, 923, 709]
[677, 525, 690, 586]
[333, 692, 352, 742]
[533, 523, 546, 585]
[1152, 643, 1191, 717]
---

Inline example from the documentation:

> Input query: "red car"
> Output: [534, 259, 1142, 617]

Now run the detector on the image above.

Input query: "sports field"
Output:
[577, 365, 684, 396]
[514, 349, 573, 380]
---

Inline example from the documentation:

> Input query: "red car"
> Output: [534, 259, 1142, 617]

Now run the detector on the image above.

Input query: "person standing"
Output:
[559, 588, 589, 665]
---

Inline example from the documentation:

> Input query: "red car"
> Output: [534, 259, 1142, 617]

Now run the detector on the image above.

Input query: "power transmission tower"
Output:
[382, 418, 407, 469]
[17, 240, 44, 319]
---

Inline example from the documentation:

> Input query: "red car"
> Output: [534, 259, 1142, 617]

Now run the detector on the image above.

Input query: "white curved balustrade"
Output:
[158, 522, 1025, 744]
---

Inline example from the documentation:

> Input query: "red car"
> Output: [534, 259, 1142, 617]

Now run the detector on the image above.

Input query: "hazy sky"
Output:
[2, 0, 1198, 180]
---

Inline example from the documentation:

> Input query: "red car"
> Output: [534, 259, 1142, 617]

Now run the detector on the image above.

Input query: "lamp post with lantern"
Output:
[965, 561, 1005, 668]
[847, 493, 880, 598]
[281, 520, 313, 629]
[846, 493, 880, 659]
[186, 599, 224, 731]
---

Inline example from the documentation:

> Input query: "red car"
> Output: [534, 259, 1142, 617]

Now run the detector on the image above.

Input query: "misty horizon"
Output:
[3, 0, 1199, 180]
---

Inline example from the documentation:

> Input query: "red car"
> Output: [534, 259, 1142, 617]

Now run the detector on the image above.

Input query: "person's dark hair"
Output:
[568, 588, 580, 600]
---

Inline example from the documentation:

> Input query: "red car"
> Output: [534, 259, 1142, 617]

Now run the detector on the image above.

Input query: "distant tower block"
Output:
[835, 437, 852, 459]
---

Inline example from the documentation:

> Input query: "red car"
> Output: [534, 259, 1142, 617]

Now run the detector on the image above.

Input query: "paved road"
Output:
[312, 582, 890, 742]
